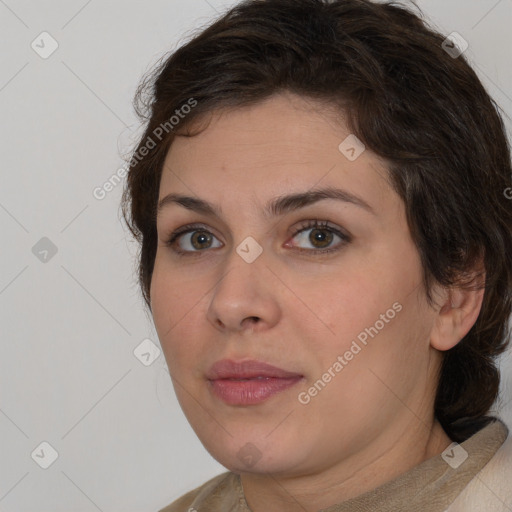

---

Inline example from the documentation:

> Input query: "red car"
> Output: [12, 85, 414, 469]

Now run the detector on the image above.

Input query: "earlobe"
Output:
[430, 282, 486, 352]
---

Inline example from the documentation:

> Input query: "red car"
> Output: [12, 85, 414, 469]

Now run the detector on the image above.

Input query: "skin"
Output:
[150, 91, 485, 512]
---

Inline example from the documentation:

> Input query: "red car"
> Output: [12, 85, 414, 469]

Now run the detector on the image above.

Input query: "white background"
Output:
[0, 1, 511, 511]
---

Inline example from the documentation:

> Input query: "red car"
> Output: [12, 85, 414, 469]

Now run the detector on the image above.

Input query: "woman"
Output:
[121, 0, 512, 510]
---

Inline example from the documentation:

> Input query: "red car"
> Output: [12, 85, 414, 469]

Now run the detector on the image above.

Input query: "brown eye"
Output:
[189, 231, 214, 250]
[308, 228, 334, 249]
[165, 220, 350, 257]
[165, 224, 222, 254]
[288, 220, 350, 254]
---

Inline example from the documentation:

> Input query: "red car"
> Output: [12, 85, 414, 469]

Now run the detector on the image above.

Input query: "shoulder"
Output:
[446, 427, 512, 511]
[157, 471, 239, 512]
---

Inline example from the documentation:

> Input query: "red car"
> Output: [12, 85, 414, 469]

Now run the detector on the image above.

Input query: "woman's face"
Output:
[151, 92, 442, 476]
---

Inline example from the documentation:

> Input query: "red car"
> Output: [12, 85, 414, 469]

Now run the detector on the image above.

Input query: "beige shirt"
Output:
[159, 419, 509, 512]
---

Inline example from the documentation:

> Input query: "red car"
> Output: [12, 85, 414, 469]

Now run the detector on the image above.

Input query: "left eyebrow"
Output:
[156, 186, 376, 219]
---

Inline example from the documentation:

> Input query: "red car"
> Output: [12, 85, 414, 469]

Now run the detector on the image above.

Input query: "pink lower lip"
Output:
[209, 376, 303, 405]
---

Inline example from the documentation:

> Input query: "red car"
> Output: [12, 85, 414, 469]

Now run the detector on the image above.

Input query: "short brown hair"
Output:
[121, 0, 512, 442]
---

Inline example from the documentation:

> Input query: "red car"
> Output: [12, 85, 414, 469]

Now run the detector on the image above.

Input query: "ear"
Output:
[430, 271, 486, 352]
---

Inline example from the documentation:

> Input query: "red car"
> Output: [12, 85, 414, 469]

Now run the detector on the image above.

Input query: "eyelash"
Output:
[164, 220, 351, 257]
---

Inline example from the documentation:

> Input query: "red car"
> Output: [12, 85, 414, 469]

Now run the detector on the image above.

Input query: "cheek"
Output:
[150, 258, 203, 367]
[310, 267, 392, 342]
[150, 260, 174, 334]
[309, 247, 425, 367]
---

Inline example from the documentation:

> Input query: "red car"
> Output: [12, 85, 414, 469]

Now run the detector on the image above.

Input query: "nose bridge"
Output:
[216, 241, 264, 303]
[206, 238, 278, 331]
[222, 202, 268, 273]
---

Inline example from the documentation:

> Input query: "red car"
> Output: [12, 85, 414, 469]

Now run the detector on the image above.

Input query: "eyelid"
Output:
[165, 222, 220, 246]
[164, 219, 351, 255]
[285, 219, 350, 251]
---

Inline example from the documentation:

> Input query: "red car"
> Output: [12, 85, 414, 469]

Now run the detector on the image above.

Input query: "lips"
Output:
[206, 359, 304, 405]
[206, 359, 303, 380]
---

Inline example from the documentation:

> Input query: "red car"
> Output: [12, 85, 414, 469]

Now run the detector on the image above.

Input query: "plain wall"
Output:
[0, 1, 511, 510]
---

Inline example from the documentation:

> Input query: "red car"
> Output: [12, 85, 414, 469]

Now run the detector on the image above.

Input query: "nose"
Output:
[206, 252, 281, 334]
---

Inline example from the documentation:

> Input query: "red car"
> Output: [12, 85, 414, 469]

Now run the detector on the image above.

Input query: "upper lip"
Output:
[207, 359, 303, 380]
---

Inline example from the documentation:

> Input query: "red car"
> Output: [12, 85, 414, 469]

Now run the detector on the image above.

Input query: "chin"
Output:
[203, 434, 303, 475]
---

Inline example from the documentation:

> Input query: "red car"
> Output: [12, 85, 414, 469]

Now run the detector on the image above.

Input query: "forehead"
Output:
[166, 93, 346, 164]
[159, 93, 396, 218]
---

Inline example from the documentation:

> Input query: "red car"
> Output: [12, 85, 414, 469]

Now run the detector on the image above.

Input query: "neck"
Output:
[240, 418, 452, 512]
